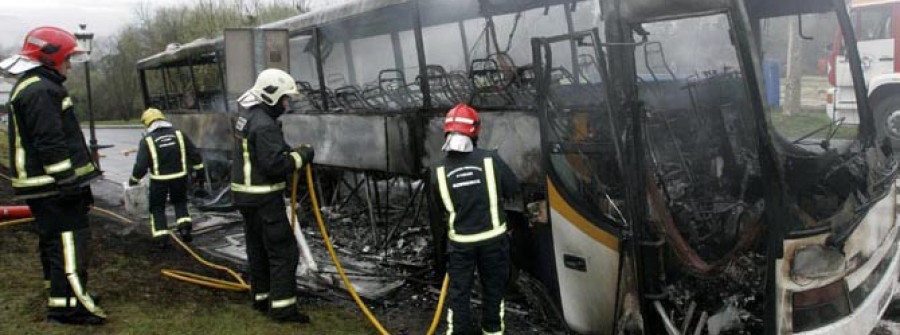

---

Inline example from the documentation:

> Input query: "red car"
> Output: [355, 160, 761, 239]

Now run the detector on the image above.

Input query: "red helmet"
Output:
[444, 103, 481, 138]
[20, 27, 86, 72]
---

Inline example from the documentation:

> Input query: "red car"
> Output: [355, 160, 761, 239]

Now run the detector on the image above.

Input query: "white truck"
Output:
[830, 0, 900, 141]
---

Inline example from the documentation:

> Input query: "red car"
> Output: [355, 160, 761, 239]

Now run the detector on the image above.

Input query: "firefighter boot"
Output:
[177, 225, 193, 243]
[47, 306, 106, 325]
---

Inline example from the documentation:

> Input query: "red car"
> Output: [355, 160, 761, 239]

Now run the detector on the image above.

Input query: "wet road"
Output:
[84, 126, 145, 185]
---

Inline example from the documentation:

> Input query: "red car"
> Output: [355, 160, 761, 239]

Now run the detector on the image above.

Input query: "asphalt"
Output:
[84, 127, 144, 185]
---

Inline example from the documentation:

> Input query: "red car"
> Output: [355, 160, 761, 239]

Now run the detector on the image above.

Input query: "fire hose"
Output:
[298, 165, 449, 335]
[0, 167, 450, 334]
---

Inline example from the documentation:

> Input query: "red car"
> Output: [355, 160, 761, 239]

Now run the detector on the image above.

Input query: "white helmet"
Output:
[238, 68, 300, 107]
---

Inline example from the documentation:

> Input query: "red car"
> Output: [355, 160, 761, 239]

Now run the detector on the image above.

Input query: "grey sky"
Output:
[0, 0, 180, 49]
[0, 0, 337, 51]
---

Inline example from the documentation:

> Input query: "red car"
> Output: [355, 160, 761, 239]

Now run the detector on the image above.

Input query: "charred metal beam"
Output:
[188, 56, 199, 109]
[314, 27, 329, 111]
[390, 32, 405, 71]
[216, 50, 228, 112]
[139, 69, 150, 109]
[338, 175, 368, 211]
[458, 21, 471, 73]
[604, 0, 654, 333]
[564, 2, 581, 84]
[413, 0, 432, 110]
[161, 68, 171, 110]
[729, 1, 794, 334]
[344, 40, 358, 85]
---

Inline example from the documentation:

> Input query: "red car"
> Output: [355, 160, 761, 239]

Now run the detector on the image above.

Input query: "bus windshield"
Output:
[760, 7, 895, 232]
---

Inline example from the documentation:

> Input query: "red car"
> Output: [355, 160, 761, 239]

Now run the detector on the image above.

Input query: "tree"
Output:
[74, 0, 304, 121]
[784, 16, 804, 116]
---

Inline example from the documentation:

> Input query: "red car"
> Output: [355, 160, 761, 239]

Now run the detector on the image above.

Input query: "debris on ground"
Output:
[183, 172, 562, 333]
[707, 305, 751, 335]
[658, 251, 766, 335]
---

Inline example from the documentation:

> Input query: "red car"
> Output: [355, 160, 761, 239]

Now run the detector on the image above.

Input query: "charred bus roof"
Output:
[137, 37, 221, 70]
[137, 0, 579, 70]
[617, 0, 837, 22]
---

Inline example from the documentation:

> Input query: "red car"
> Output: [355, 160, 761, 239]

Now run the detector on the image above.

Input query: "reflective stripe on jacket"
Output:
[430, 148, 520, 244]
[131, 126, 204, 183]
[7, 67, 100, 198]
[230, 104, 304, 207]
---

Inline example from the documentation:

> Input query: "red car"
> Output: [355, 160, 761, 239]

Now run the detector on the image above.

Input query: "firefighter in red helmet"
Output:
[0, 27, 105, 324]
[428, 103, 520, 334]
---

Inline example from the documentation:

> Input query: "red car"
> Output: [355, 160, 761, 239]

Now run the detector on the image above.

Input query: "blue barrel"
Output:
[763, 59, 780, 108]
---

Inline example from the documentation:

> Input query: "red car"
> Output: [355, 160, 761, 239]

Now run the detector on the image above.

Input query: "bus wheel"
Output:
[874, 95, 900, 151]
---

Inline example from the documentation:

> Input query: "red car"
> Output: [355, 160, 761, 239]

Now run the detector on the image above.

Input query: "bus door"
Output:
[532, 29, 629, 334]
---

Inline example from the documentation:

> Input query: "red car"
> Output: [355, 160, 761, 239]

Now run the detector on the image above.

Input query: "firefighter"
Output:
[231, 68, 314, 323]
[0, 26, 105, 324]
[129, 108, 205, 246]
[429, 103, 520, 335]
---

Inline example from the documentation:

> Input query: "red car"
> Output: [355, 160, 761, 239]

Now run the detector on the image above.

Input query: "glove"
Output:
[294, 144, 315, 167]
[128, 179, 139, 187]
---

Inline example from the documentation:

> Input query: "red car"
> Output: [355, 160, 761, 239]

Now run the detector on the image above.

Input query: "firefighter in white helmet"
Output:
[231, 68, 314, 323]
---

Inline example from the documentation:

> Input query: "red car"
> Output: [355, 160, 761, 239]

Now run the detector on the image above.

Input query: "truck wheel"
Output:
[873, 95, 900, 151]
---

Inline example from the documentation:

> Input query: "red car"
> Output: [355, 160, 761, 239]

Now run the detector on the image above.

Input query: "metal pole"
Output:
[458, 21, 471, 73]
[412, 0, 431, 110]
[390, 32, 405, 70]
[344, 40, 357, 85]
[161, 68, 171, 110]
[188, 57, 200, 110]
[216, 51, 229, 112]
[564, 3, 581, 84]
[85, 60, 99, 168]
[314, 28, 329, 111]
[139, 69, 150, 109]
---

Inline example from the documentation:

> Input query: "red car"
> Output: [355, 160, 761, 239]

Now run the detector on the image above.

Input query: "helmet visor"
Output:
[284, 88, 302, 101]
[68, 50, 89, 63]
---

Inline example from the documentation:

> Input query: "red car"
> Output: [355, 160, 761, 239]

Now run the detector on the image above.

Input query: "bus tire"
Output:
[873, 95, 900, 151]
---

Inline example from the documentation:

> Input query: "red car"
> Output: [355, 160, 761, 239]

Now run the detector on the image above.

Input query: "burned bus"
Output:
[136, 0, 899, 333]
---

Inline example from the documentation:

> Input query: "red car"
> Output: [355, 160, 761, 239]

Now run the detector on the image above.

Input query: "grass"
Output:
[767, 108, 858, 140]
[0, 223, 374, 335]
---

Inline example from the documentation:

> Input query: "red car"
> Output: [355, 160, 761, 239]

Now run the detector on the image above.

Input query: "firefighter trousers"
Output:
[446, 235, 509, 335]
[148, 177, 191, 238]
[238, 198, 301, 319]
[27, 193, 105, 319]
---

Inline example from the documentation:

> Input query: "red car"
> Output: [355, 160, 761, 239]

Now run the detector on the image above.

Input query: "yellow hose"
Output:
[161, 231, 250, 291]
[0, 167, 451, 332]
[427, 274, 450, 335]
[299, 166, 449, 335]
[0, 217, 35, 227]
[303, 165, 390, 334]
[92, 196, 250, 291]
[90, 206, 135, 224]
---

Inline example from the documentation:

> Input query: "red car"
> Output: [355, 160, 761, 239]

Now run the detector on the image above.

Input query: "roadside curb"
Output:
[81, 125, 143, 129]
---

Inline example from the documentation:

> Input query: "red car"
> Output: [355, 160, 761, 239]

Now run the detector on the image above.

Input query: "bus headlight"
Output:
[790, 244, 846, 283]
